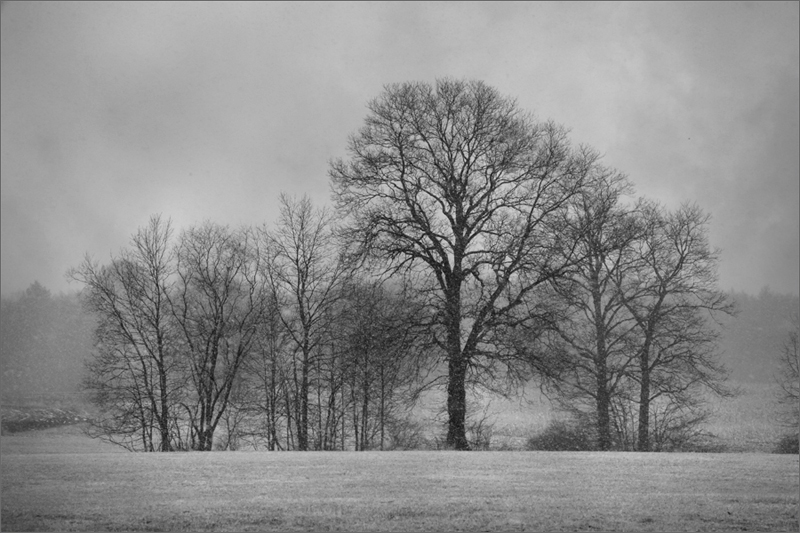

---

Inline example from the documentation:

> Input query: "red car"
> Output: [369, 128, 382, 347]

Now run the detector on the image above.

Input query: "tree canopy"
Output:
[330, 79, 601, 448]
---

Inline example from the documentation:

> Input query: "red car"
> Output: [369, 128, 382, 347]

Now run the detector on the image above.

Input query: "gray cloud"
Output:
[1, 2, 797, 296]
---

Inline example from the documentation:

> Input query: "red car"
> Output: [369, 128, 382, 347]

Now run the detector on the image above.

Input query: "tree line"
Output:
[68, 200, 424, 451]
[69, 78, 742, 451]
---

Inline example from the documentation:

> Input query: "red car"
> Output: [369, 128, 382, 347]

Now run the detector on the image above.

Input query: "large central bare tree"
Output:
[330, 79, 596, 449]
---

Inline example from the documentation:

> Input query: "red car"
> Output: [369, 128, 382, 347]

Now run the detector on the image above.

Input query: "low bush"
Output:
[526, 419, 595, 451]
[386, 417, 430, 450]
[677, 435, 728, 453]
[467, 416, 493, 451]
[773, 433, 799, 454]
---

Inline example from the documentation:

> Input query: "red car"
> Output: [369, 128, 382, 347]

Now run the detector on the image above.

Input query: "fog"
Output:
[1, 2, 798, 297]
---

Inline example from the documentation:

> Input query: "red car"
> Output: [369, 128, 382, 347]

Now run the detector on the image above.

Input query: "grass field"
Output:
[703, 382, 791, 453]
[2, 426, 798, 532]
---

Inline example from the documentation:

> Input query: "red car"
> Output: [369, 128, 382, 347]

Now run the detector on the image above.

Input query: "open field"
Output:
[2, 427, 798, 532]
[703, 382, 791, 453]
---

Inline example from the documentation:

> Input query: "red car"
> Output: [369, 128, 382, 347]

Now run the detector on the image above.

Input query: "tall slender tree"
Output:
[337, 278, 423, 450]
[262, 194, 350, 450]
[171, 222, 265, 451]
[618, 202, 733, 451]
[539, 169, 642, 450]
[69, 215, 178, 451]
[241, 291, 292, 450]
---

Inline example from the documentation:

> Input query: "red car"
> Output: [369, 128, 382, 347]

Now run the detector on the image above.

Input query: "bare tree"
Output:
[240, 291, 293, 450]
[69, 215, 178, 451]
[617, 202, 734, 451]
[330, 79, 595, 449]
[262, 194, 350, 450]
[337, 278, 424, 450]
[171, 222, 265, 451]
[538, 170, 642, 450]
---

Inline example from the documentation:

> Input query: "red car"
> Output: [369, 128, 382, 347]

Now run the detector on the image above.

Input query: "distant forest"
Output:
[1, 282, 94, 403]
[1, 282, 796, 403]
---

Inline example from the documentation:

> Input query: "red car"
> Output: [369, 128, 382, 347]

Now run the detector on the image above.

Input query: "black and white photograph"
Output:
[1, 2, 798, 531]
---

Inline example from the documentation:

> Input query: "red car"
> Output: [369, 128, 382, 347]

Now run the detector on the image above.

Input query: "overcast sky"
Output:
[1, 1, 798, 297]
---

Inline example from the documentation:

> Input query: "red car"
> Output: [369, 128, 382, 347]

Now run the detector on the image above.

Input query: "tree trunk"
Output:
[361, 358, 369, 450]
[268, 359, 278, 451]
[341, 377, 346, 451]
[283, 381, 294, 450]
[380, 367, 385, 451]
[139, 408, 149, 451]
[637, 348, 651, 452]
[200, 426, 215, 451]
[446, 356, 470, 450]
[298, 349, 309, 451]
[445, 281, 470, 450]
[351, 376, 360, 451]
[157, 360, 172, 452]
[317, 356, 323, 450]
[596, 373, 611, 451]
[592, 274, 612, 451]
[194, 404, 213, 451]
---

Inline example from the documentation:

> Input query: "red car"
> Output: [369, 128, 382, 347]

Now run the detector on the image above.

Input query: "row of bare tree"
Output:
[528, 176, 734, 451]
[327, 79, 735, 451]
[70, 199, 425, 451]
[70, 78, 738, 451]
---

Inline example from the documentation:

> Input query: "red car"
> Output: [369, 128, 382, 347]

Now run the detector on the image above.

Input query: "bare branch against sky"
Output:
[1, 2, 798, 296]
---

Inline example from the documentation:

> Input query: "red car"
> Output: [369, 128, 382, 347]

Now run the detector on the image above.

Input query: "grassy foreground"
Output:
[1, 428, 798, 532]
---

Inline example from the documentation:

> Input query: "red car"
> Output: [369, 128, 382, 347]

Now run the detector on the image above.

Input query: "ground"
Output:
[1, 424, 798, 532]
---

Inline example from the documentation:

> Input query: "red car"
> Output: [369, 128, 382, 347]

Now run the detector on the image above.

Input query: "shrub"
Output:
[386, 417, 430, 450]
[467, 415, 494, 451]
[526, 419, 595, 451]
[774, 433, 799, 454]
[677, 435, 728, 453]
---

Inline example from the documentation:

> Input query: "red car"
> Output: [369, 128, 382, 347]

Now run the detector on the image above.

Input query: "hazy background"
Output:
[1, 1, 798, 297]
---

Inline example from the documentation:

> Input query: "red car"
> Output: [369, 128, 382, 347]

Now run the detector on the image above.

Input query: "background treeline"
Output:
[4, 283, 793, 406]
[0, 282, 95, 403]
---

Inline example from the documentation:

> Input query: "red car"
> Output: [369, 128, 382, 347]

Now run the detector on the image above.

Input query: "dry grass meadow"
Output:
[2, 424, 799, 532]
[2, 382, 798, 532]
